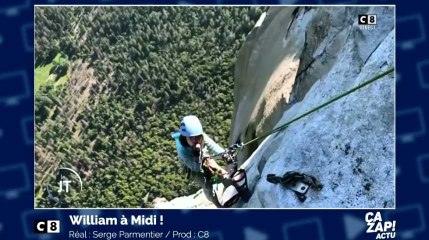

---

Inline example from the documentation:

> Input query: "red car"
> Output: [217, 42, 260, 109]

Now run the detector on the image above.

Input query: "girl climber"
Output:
[171, 115, 229, 207]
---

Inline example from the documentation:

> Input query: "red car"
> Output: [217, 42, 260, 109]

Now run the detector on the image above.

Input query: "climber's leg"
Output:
[190, 171, 223, 207]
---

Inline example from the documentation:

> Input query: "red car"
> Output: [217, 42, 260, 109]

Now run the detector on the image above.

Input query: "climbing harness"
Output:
[267, 171, 323, 202]
[203, 144, 251, 208]
[219, 169, 250, 207]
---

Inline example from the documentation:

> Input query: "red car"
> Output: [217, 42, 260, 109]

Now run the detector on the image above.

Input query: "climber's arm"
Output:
[198, 134, 226, 174]
[202, 133, 224, 155]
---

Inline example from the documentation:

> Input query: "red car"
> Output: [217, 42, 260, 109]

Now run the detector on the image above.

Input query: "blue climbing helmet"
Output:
[179, 115, 203, 137]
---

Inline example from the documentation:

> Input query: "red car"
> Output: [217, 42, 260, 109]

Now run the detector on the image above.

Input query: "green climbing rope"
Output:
[242, 67, 395, 147]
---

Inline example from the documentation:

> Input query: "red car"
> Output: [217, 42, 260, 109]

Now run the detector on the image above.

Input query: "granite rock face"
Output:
[236, 6, 394, 208]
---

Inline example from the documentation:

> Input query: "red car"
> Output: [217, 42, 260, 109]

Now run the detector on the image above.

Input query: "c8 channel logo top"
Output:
[358, 14, 377, 30]
[34, 220, 60, 233]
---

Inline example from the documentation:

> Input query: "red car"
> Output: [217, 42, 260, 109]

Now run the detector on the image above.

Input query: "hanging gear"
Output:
[202, 143, 251, 208]
[267, 171, 323, 202]
[219, 169, 251, 207]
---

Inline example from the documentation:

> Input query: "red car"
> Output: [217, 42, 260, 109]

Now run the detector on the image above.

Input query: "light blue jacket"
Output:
[172, 132, 224, 172]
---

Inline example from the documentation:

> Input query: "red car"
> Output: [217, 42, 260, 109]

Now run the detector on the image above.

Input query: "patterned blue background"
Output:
[1, 0, 428, 239]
